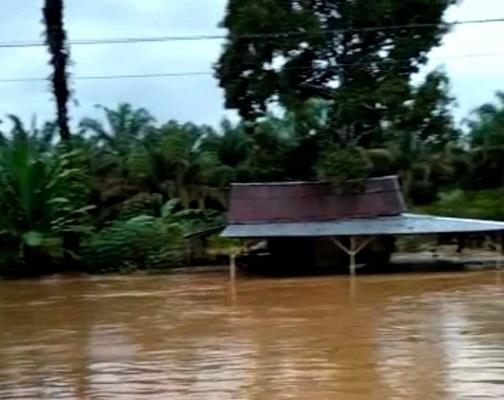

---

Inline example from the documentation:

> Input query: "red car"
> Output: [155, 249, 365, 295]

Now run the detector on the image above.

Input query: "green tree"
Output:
[43, 0, 71, 142]
[199, 118, 250, 169]
[79, 104, 157, 209]
[468, 91, 504, 150]
[79, 103, 156, 178]
[466, 92, 504, 189]
[145, 121, 231, 209]
[316, 144, 371, 190]
[216, 0, 458, 146]
[80, 103, 156, 148]
[379, 131, 432, 201]
[393, 70, 459, 147]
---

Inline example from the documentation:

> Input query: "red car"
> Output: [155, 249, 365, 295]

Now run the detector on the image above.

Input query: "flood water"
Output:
[0, 271, 502, 400]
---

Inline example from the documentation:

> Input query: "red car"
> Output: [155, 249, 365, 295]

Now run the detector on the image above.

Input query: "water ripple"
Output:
[0, 272, 502, 399]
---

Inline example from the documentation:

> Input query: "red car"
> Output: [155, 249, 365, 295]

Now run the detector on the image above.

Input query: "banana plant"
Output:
[0, 132, 94, 272]
[161, 198, 224, 232]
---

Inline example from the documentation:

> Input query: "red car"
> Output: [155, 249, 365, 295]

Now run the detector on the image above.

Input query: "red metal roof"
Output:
[227, 176, 407, 224]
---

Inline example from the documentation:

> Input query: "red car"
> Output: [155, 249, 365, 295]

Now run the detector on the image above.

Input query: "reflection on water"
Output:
[0, 272, 502, 399]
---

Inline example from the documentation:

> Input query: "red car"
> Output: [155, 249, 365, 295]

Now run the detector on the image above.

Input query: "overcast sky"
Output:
[0, 0, 502, 130]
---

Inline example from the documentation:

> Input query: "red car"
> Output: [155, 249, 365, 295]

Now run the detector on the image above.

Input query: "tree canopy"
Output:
[216, 0, 458, 146]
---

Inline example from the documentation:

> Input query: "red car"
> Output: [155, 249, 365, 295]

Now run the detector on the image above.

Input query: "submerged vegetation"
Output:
[0, 0, 503, 277]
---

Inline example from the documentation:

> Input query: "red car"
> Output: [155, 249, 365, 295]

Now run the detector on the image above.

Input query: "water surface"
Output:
[0, 271, 502, 399]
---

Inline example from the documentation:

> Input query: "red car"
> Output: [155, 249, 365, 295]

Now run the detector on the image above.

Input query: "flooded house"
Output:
[221, 176, 504, 275]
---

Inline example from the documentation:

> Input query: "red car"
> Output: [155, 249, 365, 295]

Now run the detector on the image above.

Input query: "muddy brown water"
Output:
[0, 271, 502, 400]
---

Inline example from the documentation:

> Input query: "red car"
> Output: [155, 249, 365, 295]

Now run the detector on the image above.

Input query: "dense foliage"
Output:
[216, 0, 458, 144]
[0, 0, 502, 277]
[0, 93, 502, 277]
[215, 0, 464, 192]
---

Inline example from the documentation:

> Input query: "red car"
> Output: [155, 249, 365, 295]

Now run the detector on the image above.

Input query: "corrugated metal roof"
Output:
[221, 213, 504, 238]
[227, 176, 406, 223]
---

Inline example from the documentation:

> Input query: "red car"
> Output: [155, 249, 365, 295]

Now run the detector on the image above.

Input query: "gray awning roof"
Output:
[221, 213, 504, 238]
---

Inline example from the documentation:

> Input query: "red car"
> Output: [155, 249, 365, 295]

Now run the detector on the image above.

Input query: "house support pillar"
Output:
[332, 236, 374, 275]
[485, 232, 503, 271]
[498, 231, 503, 271]
[230, 253, 237, 281]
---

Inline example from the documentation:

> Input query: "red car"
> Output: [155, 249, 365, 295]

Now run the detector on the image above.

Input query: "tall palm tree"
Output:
[468, 91, 504, 152]
[79, 103, 156, 176]
[80, 104, 156, 148]
[43, 0, 71, 142]
[466, 92, 504, 188]
[360, 131, 433, 201]
[149, 122, 230, 209]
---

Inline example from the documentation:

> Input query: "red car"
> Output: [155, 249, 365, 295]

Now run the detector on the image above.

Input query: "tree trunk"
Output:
[43, 0, 71, 142]
[198, 196, 205, 210]
[401, 169, 413, 202]
[175, 166, 190, 209]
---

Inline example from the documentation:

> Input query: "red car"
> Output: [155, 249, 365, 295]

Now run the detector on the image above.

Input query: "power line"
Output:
[1, 18, 503, 49]
[0, 72, 210, 83]
[0, 51, 502, 84]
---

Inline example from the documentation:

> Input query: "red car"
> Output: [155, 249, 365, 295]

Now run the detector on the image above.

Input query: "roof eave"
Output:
[221, 213, 504, 238]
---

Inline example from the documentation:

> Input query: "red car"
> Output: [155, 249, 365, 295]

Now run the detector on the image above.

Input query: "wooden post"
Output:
[487, 232, 503, 271]
[186, 242, 192, 266]
[349, 236, 357, 276]
[230, 253, 236, 281]
[332, 236, 374, 276]
[497, 231, 503, 271]
[349, 275, 357, 300]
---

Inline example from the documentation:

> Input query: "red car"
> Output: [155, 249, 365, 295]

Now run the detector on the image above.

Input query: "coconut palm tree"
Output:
[80, 103, 156, 147]
[146, 122, 231, 209]
[79, 104, 155, 177]
[468, 91, 504, 151]
[42, 0, 71, 142]
[466, 92, 504, 189]
[359, 131, 433, 201]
